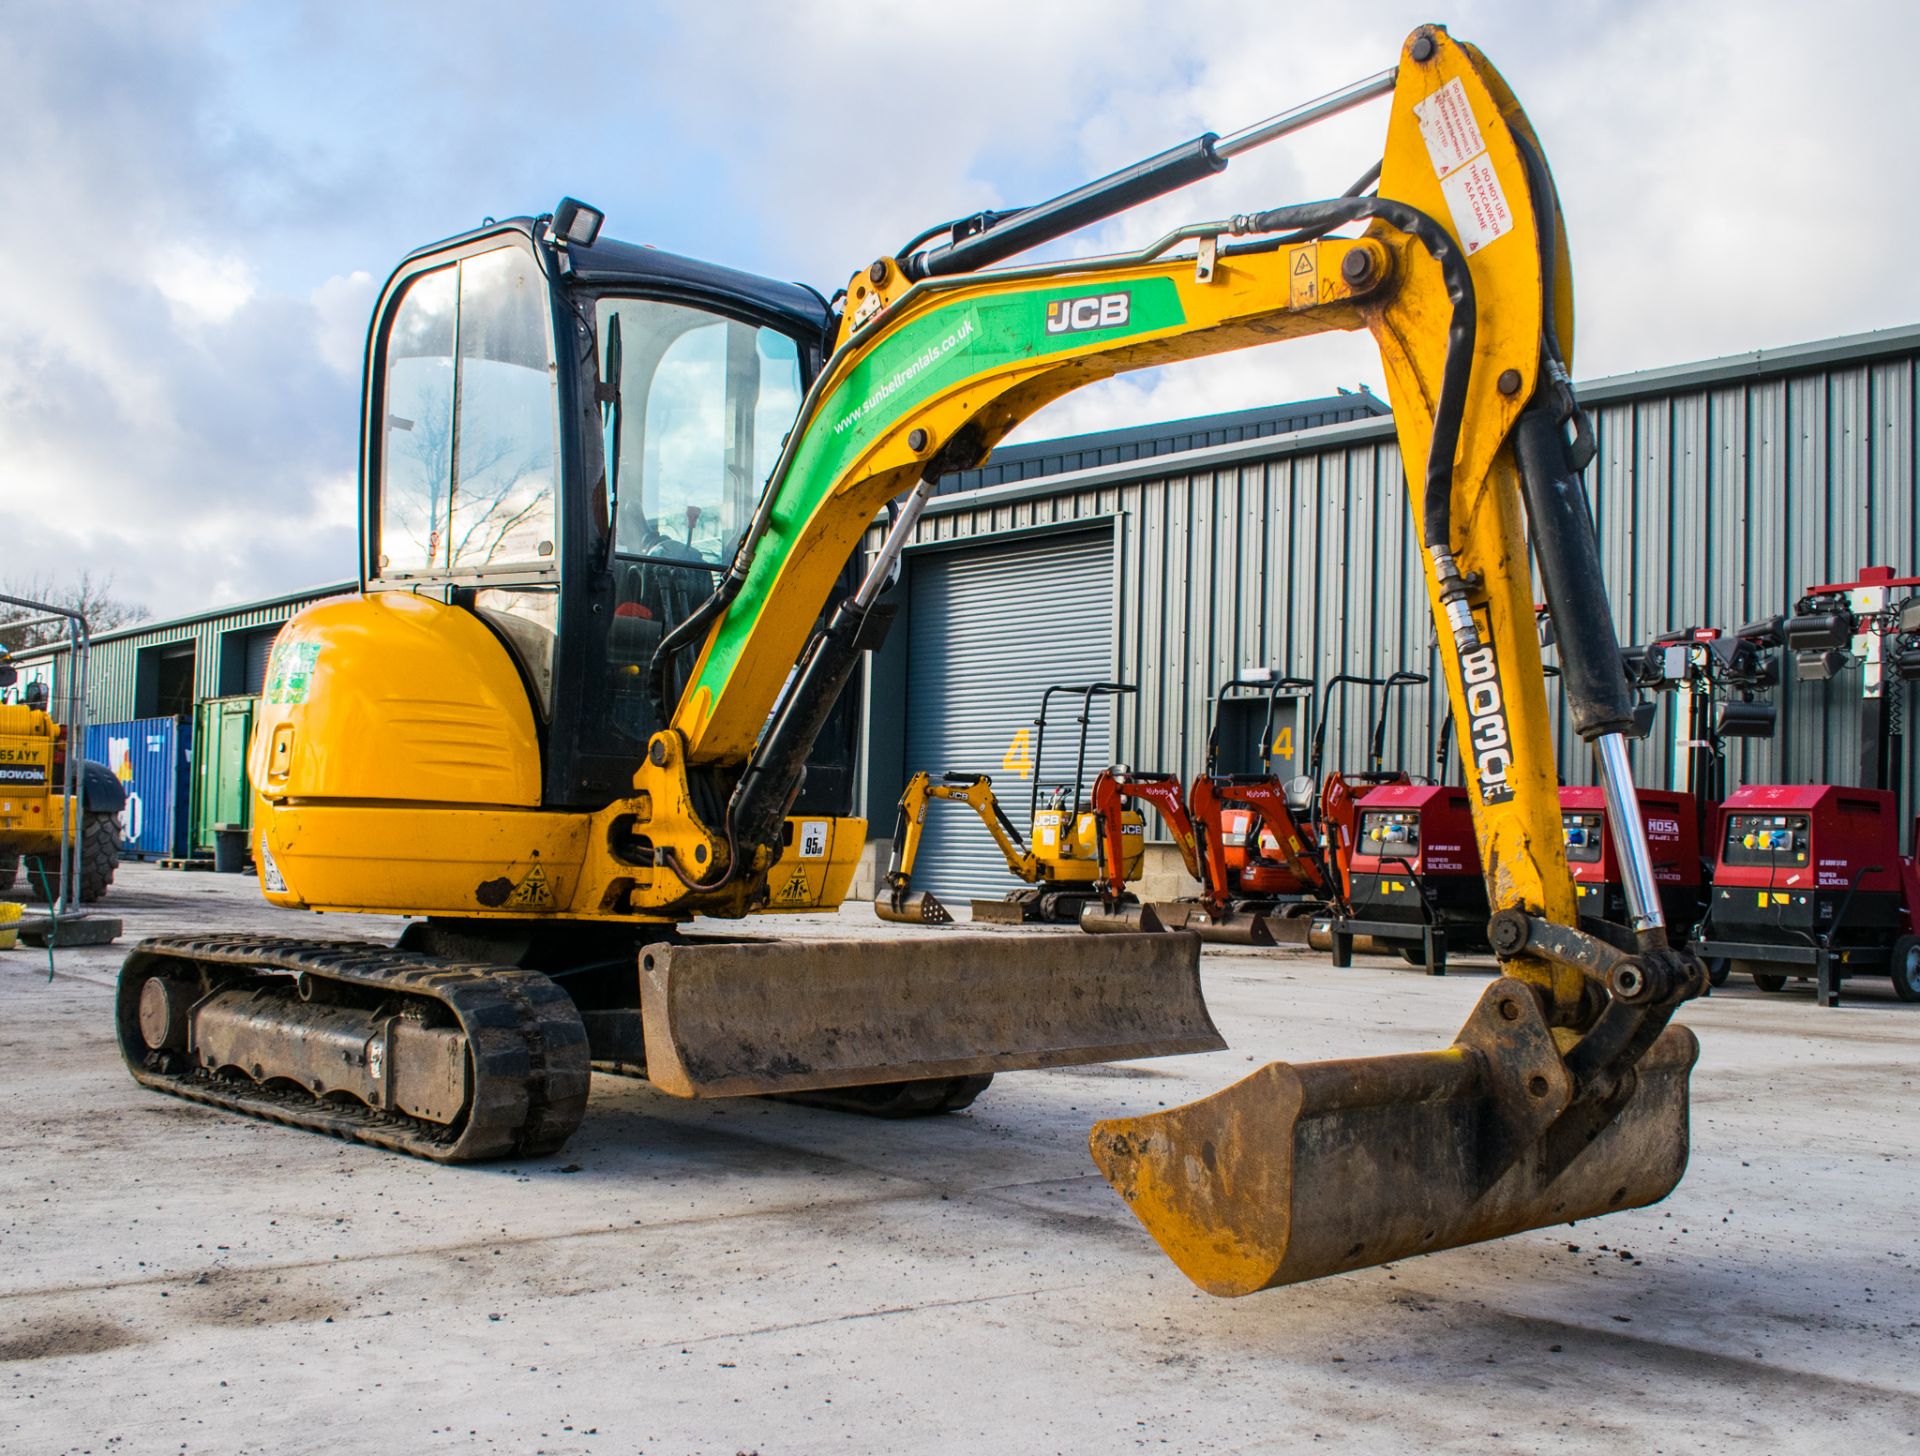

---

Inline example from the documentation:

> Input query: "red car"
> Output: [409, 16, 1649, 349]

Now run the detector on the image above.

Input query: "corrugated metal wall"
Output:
[18, 585, 351, 725]
[880, 329, 1920, 831]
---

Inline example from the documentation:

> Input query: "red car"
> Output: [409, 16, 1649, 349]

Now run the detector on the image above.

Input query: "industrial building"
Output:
[15, 326, 1920, 899]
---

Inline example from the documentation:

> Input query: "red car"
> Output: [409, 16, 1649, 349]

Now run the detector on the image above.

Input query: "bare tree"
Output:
[0, 572, 150, 651]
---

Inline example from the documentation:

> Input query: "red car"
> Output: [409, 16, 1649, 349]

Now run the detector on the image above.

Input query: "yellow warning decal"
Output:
[774, 866, 815, 905]
[508, 863, 555, 909]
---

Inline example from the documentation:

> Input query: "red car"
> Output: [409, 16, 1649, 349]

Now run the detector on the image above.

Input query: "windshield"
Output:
[597, 299, 803, 567]
[379, 247, 559, 577]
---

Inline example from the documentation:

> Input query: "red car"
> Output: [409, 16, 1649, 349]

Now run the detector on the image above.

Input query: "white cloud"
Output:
[310, 270, 376, 375]
[151, 245, 256, 326]
[3, 0, 1917, 622]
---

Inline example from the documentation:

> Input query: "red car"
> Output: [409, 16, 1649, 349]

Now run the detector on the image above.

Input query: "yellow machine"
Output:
[0, 644, 121, 905]
[877, 682, 1147, 925]
[118, 25, 1703, 1294]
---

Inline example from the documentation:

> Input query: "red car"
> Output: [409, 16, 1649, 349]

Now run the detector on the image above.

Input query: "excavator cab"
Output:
[365, 215, 861, 819]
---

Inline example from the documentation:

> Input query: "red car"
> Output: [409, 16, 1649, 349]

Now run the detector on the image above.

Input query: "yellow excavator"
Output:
[118, 25, 1701, 1295]
[876, 682, 1148, 925]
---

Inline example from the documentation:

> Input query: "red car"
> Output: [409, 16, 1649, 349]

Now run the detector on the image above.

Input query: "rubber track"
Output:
[117, 933, 590, 1163]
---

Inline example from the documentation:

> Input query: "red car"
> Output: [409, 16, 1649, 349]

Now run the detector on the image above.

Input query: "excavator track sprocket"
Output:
[116, 933, 590, 1163]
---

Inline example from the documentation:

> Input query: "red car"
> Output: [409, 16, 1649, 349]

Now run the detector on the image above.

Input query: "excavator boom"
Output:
[626, 28, 1700, 1289]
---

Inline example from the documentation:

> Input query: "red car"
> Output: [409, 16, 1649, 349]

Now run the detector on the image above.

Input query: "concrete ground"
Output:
[2, 864, 1915, 1455]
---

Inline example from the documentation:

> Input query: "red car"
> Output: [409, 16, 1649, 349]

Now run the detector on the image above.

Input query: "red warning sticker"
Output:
[1439, 155, 1515, 255]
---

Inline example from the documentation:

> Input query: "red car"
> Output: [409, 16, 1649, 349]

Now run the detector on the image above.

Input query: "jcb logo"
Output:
[1045, 292, 1130, 334]
[1460, 641, 1515, 804]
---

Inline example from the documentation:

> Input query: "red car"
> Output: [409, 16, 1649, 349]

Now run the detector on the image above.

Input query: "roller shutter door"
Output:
[243, 628, 282, 695]
[903, 528, 1116, 902]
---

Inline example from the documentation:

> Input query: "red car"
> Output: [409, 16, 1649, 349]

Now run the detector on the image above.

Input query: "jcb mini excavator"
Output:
[119, 25, 1703, 1295]
[875, 682, 1148, 924]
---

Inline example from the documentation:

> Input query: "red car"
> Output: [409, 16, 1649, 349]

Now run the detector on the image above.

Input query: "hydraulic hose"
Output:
[1237, 196, 1478, 647]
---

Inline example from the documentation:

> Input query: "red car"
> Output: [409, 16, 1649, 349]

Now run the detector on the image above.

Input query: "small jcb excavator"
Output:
[119, 24, 1702, 1296]
[875, 683, 1147, 924]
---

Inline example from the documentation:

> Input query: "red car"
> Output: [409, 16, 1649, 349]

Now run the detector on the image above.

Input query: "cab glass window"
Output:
[596, 300, 801, 567]
[379, 266, 456, 573]
[594, 300, 803, 743]
[377, 245, 558, 577]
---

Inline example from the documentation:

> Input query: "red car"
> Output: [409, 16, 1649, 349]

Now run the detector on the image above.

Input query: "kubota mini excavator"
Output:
[119, 24, 1703, 1296]
[1079, 678, 1327, 946]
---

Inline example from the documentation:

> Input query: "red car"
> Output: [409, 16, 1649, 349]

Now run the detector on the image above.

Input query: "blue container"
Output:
[84, 716, 193, 858]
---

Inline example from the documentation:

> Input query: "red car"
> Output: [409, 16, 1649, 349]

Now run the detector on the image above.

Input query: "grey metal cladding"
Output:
[911, 328, 1920, 834]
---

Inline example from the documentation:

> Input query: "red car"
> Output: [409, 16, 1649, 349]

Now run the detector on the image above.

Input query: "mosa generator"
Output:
[1331, 783, 1487, 974]
[1693, 567, 1920, 1005]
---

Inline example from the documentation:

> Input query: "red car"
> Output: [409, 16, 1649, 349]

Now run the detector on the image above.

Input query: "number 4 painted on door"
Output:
[1001, 728, 1034, 779]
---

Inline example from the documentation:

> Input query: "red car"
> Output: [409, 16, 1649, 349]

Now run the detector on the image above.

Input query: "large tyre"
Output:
[1890, 935, 1920, 1003]
[1735, 959, 1789, 993]
[26, 814, 120, 903]
[1706, 957, 1730, 988]
[0, 853, 16, 893]
[79, 811, 119, 902]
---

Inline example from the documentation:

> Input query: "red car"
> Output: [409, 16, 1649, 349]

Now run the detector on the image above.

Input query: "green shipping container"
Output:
[191, 696, 256, 855]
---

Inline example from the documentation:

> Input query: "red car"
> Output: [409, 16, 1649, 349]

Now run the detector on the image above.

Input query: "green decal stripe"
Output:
[690, 278, 1185, 708]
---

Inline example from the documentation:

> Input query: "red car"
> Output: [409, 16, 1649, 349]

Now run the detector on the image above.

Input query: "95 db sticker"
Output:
[797, 821, 829, 859]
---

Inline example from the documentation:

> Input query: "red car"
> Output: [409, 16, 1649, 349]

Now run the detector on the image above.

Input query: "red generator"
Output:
[1329, 784, 1487, 973]
[1694, 784, 1920, 1006]
[1560, 787, 1704, 943]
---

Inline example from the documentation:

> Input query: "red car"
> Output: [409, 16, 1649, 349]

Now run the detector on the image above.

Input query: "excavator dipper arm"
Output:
[875, 772, 1037, 924]
[1083, 29, 1704, 1292]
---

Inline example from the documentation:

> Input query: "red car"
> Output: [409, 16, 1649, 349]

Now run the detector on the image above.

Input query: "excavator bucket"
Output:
[638, 930, 1223, 1098]
[873, 890, 953, 925]
[1089, 977, 1698, 1295]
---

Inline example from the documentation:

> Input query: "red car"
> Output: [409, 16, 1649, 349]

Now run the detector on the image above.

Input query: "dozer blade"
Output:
[639, 931, 1222, 1098]
[1079, 902, 1166, 934]
[874, 890, 954, 925]
[1089, 977, 1698, 1295]
[1259, 911, 1316, 947]
[1188, 912, 1277, 948]
[969, 898, 1031, 925]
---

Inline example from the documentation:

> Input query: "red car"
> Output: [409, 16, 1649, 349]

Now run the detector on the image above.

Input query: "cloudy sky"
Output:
[4, 0, 1916, 620]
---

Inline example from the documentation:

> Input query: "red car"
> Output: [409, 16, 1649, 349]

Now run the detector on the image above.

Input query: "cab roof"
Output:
[402, 216, 833, 341]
